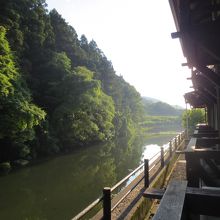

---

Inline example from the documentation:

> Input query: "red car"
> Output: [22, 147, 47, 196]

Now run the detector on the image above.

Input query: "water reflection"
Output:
[0, 134, 175, 219]
[127, 134, 177, 185]
[0, 136, 143, 219]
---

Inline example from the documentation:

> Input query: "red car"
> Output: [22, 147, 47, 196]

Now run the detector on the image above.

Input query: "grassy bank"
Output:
[140, 115, 182, 140]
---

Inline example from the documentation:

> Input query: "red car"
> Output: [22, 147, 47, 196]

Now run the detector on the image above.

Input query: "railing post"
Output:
[103, 187, 111, 220]
[169, 141, 172, 158]
[160, 146, 164, 168]
[175, 137, 177, 149]
[144, 159, 149, 188]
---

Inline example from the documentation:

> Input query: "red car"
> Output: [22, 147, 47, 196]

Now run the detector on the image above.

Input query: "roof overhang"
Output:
[169, 0, 220, 108]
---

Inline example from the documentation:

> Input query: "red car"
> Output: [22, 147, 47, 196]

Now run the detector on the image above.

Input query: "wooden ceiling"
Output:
[169, 0, 220, 107]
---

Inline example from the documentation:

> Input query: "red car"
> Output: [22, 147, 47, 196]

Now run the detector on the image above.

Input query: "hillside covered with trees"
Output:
[141, 97, 184, 134]
[0, 0, 144, 168]
[142, 97, 183, 116]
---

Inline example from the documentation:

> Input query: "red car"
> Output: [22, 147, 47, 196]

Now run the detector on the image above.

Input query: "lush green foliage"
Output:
[142, 98, 183, 116]
[141, 115, 182, 134]
[51, 66, 115, 147]
[182, 108, 205, 132]
[0, 26, 45, 161]
[141, 97, 183, 135]
[0, 1, 144, 164]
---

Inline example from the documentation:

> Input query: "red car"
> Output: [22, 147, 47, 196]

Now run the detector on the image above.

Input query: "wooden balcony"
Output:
[145, 124, 220, 219]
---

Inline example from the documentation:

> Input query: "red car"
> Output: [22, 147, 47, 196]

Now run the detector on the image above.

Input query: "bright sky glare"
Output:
[46, 0, 192, 107]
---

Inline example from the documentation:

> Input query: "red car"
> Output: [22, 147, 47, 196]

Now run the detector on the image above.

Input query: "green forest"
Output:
[0, 0, 145, 169]
[0, 0, 185, 173]
[141, 97, 183, 135]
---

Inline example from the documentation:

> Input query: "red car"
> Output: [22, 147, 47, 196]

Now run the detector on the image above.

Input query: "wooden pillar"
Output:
[207, 106, 212, 127]
[161, 147, 164, 168]
[144, 159, 149, 188]
[178, 135, 180, 146]
[217, 87, 220, 138]
[185, 153, 200, 187]
[169, 141, 172, 158]
[185, 102, 189, 139]
[103, 187, 111, 220]
[175, 138, 178, 149]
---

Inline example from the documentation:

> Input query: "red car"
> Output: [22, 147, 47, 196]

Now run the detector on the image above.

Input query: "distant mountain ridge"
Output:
[142, 96, 160, 104]
[142, 97, 184, 116]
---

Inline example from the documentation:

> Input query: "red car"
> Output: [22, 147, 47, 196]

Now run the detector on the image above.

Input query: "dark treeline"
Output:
[0, 0, 144, 168]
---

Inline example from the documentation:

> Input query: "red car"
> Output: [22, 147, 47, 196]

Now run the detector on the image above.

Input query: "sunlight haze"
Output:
[46, 0, 192, 107]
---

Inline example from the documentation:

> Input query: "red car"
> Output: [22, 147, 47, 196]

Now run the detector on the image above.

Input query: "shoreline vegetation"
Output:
[0, 129, 181, 175]
[143, 131, 181, 139]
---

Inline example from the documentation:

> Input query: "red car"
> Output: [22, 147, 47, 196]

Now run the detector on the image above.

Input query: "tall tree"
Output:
[0, 26, 45, 162]
[51, 66, 115, 148]
[0, 1, 145, 163]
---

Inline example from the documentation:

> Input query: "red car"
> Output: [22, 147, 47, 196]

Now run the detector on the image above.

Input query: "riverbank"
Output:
[143, 131, 180, 139]
[0, 140, 120, 175]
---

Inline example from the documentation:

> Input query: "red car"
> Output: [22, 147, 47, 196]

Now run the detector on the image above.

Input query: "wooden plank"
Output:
[186, 138, 197, 151]
[177, 148, 220, 158]
[186, 187, 220, 216]
[144, 186, 220, 200]
[143, 188, 164, 199]
[186, 150, 220, 160]
[144, 186, 220, 217]
[193, 132, 218, 138]
[152, 181, 187, 220]
[196, 137, 220, 147]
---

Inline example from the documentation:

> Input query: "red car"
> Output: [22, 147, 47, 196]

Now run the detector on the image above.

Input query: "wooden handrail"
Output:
[72, 131, 186, 219]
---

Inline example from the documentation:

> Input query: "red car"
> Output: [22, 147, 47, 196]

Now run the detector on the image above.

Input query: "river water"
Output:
[0, 133, 177, 220]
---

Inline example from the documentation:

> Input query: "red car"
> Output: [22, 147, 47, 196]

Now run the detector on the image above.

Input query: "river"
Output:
[0, 133, 178, 220]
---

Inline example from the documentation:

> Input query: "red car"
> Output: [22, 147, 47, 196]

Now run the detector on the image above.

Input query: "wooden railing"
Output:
[144, 179, 220, 219]
[72, 131, 186, 220]
[177, 126, 220, 187]
[145, 125, 220, 219]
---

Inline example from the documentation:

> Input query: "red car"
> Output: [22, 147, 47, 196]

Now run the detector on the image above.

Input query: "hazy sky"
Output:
[46, 0, 192, 107]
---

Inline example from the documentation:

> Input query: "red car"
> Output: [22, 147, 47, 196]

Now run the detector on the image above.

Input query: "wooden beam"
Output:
[196, 137, 220, 147]
[143, 188, 164, 199]
[171, 32, 182, 39]
[143, 186, 220, 216]
[193, 132, 218, 138]
[192, 73, 217, 98]
[151, 181, 187, 220]
[196, 65, 220, 87]
[182, 63, 190, 67]
[203, 87, 217, 100]
[178, 149, 220, 160]
[197, 89, 216, 104]
[186, 187, 220, 216]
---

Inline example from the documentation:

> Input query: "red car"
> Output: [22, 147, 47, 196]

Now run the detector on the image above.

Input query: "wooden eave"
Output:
[169, 0, 220, 67]
[184, 91, 206, 108]
[191, 72, 217, 99]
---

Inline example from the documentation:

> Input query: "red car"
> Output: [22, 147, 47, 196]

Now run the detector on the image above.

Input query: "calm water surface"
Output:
[0, 134, 177, 220]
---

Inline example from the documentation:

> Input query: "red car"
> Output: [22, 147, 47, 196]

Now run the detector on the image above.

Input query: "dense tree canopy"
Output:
[182, 108, 205, 133]
[0, 1, 144, 165]
[0, 26, 45, 161]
